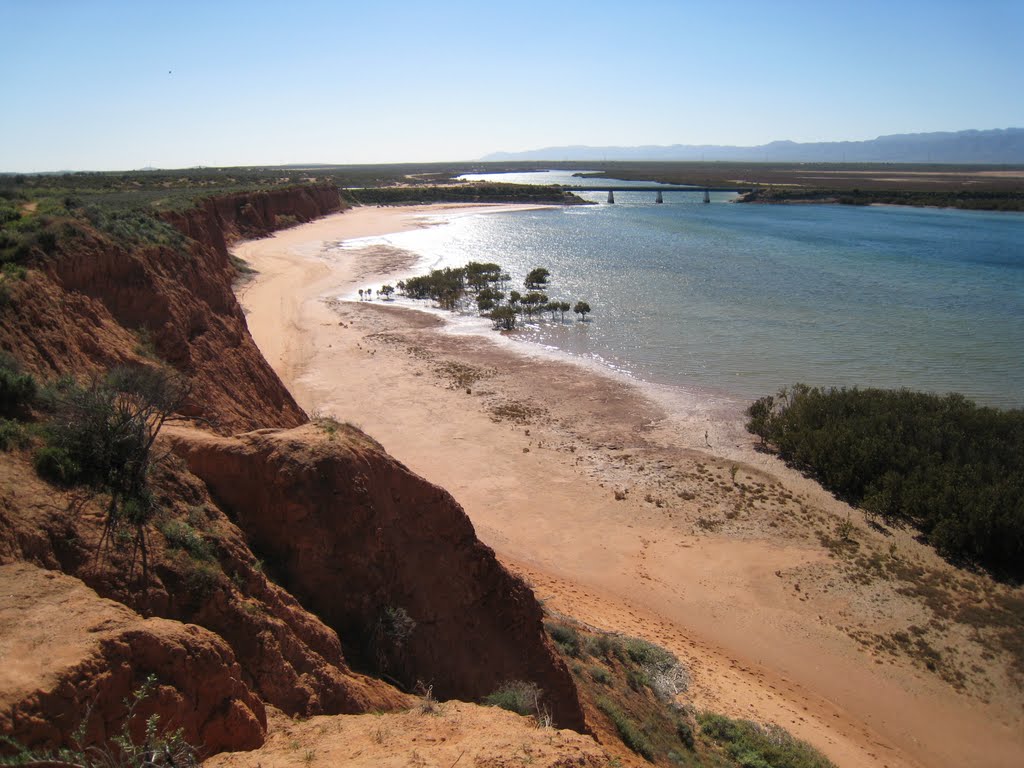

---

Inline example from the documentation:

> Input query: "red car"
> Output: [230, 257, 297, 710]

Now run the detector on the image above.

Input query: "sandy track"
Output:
[233, 205, 1024, 768]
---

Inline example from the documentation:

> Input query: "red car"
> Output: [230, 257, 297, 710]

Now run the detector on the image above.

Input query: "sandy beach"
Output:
[233, 204, 1024, 768]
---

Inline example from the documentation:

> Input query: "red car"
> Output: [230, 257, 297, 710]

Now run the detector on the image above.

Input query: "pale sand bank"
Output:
[234, 204, 1024, 768]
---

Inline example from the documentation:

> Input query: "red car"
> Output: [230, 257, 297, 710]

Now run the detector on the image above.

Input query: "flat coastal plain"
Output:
[234, 205, 1024, 768]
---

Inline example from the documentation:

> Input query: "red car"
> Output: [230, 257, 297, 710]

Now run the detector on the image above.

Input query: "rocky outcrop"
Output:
[0, 450, 408, 719]
[0, 563, 265, 757]
[167, 423, 589, 732]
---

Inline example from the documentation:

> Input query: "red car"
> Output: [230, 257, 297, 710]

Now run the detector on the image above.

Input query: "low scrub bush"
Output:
[597, 697, 655, 761]
[747, 384, 1024, 579]
[483, 680, 543, 718]
[545, 620, 582, 657]
[0, 354, 36, 417]
[0, 419, 28, 451]
[698, 712, 835, 768]
[158, 518, 215, 562]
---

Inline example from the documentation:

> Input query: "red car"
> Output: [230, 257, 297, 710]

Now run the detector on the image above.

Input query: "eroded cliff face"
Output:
[167, 423, 589, 732]
[162, 184, 345, 252]
[0, 449, 408, 720]
[0, 186, 344, 434]
[0, 563, 265, 757]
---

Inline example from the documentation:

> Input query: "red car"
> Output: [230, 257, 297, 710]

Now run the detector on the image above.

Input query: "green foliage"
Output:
[403, 266, 466, 309]
[37, 367, 182, 496]
[488, 305, 518, 331]
[182, 559, 221, 600]
[0, 354, 37, 417]
[545, 620, 582, 657]
[573, 300, 591, 319]
[35, 366, 187, 576]
[744, 186, 1024, 212]
[0, 199, 20, 226]
[83, 205, 186, 248]
[33, 443, 79, 483]
[746, 384, 1024, 579]
[483, 680, 543, 717]
[400, 257, 593, 337]
[0, 419, 28, 451]
[698, 712, 835, 768]
[229, 253, 258, 276]
[524, 267, 550, 289]
[585, 632, 621, 659]
[158, 518, 215, 562]
[0, 674, 198, 768]
[597, 698, 655, 761]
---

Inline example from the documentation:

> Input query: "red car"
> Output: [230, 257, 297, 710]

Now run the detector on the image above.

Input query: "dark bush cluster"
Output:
[0, 353, 37, 418]
[394, 260, 588, 332]
[483, 680, 543, 718]
[698, 712, 836, 768]
[747, 384, 1024, 579]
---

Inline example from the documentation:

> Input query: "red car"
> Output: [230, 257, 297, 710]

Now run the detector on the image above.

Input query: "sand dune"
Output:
[234, 205, 1024, 768]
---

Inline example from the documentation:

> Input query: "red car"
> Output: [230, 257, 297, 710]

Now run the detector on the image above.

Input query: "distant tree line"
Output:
[374, 262, 591, 331]
[344, 183, 587, 206]
[747, 384, 1024, 580]
[740, 187, 1024, 212]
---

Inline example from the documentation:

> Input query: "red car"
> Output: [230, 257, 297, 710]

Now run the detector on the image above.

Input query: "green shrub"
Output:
[627, 667, 650, 692]
[585, 632, 622, 660]
[675, 718, 695, 750]
[588, 665, 612, 685]
[624, 637, 675, 667]
[747, 384, 1024, 579]
[183, 560, 221, 600]
[596, 697, 655, 761]
[0, 354, 36, 417]
[483, 680, 542, 717]
[34, 366, 187, 578]
[33, 444, 79, 484]
[158, 518, 215, 562]
[698, 713, 835, 768]
[0, 419, 28, 451]
[545, 620, 582, 657]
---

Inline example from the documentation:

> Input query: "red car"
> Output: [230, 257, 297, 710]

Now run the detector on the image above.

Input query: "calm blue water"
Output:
[367, 172, 1024, 410]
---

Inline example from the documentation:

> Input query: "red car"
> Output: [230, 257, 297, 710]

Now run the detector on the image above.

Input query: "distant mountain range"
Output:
[482, 128, 1024, 165]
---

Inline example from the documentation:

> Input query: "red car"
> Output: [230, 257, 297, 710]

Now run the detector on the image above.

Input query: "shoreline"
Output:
[233, 204, 1024, 768]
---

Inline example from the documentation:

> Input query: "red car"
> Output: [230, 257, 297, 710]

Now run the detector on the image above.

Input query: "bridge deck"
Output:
[560, 185, 751, 193]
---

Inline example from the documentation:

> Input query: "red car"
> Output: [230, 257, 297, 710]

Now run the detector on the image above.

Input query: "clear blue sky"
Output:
[4, 0, 1023, 171]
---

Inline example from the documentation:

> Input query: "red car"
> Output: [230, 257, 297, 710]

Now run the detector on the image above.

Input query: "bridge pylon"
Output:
[655, 190, 663, 204]
[607, 190, 615, 204]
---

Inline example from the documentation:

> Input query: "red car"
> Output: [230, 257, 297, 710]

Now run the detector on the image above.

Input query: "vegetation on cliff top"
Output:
[747, 384, 1024, 580]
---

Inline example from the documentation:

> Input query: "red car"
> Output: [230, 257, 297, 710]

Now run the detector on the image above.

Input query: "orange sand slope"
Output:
[233, 205, 1024, 768]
